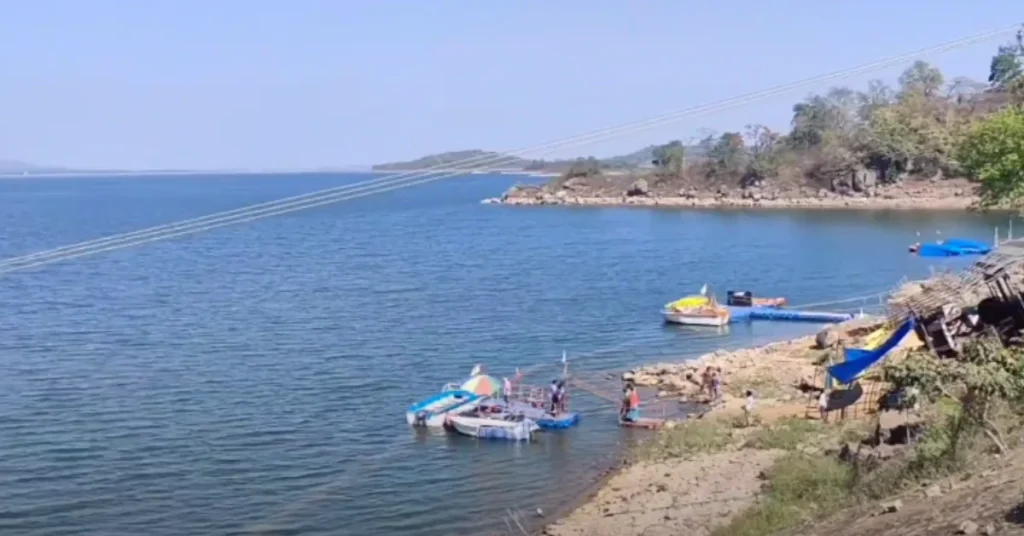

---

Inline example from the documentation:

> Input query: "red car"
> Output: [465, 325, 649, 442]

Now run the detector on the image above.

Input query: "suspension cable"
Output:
[1, 24, 1017, 275]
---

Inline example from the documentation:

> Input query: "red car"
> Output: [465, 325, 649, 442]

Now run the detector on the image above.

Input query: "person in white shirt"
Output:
[502, 377, 512, 404]
[818, 389, 830, 423]
[742, 390, 757, 427]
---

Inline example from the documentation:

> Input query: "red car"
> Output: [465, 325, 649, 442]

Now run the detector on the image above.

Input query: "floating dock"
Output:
[726, 306, 853, 324]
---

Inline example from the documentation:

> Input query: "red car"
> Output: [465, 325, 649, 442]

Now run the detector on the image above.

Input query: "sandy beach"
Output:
[543, 314, 925, 536]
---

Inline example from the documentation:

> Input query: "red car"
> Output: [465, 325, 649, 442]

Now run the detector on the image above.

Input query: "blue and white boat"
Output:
[506, 401, 580, 429]
[406, 389, 482, 428]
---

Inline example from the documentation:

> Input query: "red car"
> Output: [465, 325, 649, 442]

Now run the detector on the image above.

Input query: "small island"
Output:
[482, 38, 1024, 211]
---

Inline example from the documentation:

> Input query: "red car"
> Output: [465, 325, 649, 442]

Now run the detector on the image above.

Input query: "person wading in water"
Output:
[620, 383, 640, 422]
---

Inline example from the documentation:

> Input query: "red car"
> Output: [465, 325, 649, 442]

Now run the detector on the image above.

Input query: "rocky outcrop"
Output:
[815, 325, 844, 349]
[496, 175, 980, 211]
[625, 178, 649, 197]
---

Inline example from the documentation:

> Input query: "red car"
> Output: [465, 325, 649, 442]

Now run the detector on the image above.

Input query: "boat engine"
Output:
[414, 411, 428, 426]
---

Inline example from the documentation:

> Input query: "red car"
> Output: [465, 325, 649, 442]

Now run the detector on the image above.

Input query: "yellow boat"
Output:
[666, 295, 711, 310]
[662, 292, 730, 327]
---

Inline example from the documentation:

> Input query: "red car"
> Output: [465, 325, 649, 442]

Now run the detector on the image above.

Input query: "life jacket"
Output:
[628, 390, 640, 409]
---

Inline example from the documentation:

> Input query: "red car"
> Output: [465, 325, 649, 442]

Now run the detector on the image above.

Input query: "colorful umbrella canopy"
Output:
[461, 374, 501, 397]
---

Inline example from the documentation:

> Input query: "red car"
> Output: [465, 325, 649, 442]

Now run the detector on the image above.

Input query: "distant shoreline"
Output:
[486, 177, 984, 212]
[490, 193, 978, 211]
[0, 169, 558, 180]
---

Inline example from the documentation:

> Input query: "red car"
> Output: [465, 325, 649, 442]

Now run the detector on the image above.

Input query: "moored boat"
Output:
[447, 413, 539, 441]
[662, 306, 730, 326]
[662, 284, 731, 327]
[406, 389, 481, 428]
[751, 297, 787, 308]
[662, 298, 730, 327]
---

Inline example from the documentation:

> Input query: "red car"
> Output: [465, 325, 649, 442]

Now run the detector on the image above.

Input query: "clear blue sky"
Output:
[0, 1, 1018, 170]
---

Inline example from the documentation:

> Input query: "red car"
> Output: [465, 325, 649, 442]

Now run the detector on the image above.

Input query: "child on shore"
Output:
[742, 390, 757, 427]
[818, 389, 831, 423]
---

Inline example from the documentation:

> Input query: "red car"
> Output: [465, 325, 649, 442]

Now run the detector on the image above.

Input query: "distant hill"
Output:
[371, 150, 532, 172]
[372, 144, 709, 173]
[0, 160, 73, 174]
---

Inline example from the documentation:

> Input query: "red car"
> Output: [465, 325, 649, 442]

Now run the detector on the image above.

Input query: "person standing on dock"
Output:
[502, 377, 512, 404]
[549, 380, 560, 414]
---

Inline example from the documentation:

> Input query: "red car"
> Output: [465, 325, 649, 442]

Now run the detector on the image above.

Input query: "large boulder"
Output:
[851, 167, 878, 193]
[815, 325, 844, 349]
[562, 177, 587, 191]
[626, 178, 649, 197]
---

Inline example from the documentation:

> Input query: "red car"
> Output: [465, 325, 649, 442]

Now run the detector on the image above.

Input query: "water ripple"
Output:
[0, 173, 1002, 536]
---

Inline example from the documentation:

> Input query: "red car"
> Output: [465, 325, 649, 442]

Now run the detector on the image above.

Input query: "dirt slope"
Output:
[796, 450, 1024, 536]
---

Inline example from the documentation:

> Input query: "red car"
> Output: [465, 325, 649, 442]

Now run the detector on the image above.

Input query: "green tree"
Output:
[989, 30, 1024, 88]
[884, 337, 1024, 455]
[788, 88, 860, 150]
[707, 132, 749, 175]
[563, 157, 603, 179]
[898, 60, 945, 98]
[651, 140, 687, 175]
[856, 79, 896, 122]
[955, 106, 1024, 207]
[744, 124, 781, 182]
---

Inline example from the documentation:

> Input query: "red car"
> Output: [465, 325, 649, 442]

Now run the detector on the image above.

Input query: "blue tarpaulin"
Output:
[918, 238, 991, 258]
[827, 319, 915, 385]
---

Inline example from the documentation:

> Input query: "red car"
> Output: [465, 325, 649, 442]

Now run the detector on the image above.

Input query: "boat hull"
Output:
[662, 310, 730, 326]
[503, 400, 581, 429]
[406, 390, 481, 428]
[448, 415, 538, 441]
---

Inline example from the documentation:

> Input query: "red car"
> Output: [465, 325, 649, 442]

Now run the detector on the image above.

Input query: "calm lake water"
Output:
[0, 173, 1007, 536]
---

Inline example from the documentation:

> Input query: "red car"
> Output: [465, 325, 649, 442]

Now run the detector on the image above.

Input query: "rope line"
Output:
[1, 25, 1017, 275]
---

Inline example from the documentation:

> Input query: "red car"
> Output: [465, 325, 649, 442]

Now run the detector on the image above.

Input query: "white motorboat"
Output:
[661, 306, 731, 326]
[447, 414, 539, 441]
[662, 285, 731, 327]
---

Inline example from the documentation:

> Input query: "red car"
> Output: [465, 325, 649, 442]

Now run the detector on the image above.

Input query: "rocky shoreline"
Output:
[541, 314, 923, 536]
[486, 176, 979, 211]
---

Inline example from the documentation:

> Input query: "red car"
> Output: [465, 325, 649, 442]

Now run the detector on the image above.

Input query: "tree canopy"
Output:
[955, 106, 1024, 207]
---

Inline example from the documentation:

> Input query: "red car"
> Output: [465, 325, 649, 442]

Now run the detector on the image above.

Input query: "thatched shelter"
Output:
[887, 239, 1024, 356]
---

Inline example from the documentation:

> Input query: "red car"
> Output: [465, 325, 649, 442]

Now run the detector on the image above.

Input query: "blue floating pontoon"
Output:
[747, 308, 854, 323]
[726, 306, 853, 323]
